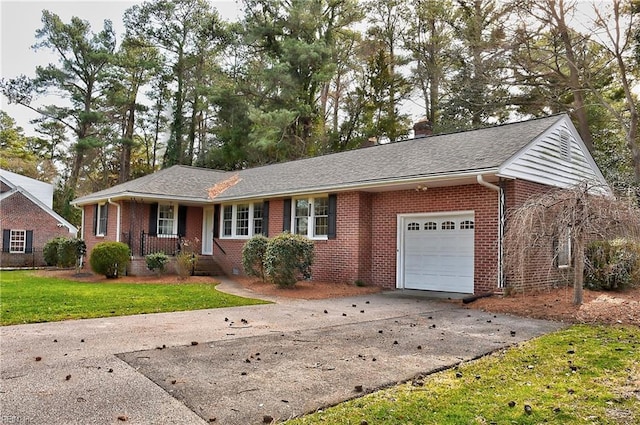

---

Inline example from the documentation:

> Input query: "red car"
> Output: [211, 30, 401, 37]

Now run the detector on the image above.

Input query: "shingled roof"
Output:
[73, 114, 570, 205]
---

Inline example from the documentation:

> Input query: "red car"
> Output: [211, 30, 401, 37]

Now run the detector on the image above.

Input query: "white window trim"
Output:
[9, 229, 26, 253]
[220, 202, 264, 239]
[291, 196, 329, 240]
[96, 203, 108, 237]
[157, 203, 178, 238]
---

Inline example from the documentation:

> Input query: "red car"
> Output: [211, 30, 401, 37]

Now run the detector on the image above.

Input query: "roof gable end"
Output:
[498, 115, 607, 189]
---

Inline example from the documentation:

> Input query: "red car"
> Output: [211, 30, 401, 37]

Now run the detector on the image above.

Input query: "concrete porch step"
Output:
[193, 256, 224, 277]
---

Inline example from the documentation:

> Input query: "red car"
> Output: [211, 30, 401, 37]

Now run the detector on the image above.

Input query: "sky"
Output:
[0, 0, 242, 136]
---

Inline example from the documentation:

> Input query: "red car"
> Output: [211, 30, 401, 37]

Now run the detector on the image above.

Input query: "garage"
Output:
[398, 212, 475, 293]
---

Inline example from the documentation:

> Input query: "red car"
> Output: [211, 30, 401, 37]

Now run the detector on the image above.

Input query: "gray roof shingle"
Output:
[73, 115, 563, 205]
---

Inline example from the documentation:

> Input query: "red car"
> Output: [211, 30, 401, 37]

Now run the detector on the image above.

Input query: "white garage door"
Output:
[400, 213, 474, 293]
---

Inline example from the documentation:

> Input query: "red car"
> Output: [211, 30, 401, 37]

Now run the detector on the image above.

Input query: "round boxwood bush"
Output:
[89, 241, 131, 278]
[242, 235, 269, 280]
[263, 232, 314, 288]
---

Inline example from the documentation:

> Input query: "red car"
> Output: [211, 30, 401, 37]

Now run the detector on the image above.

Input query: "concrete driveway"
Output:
[0, 279, 565, 425]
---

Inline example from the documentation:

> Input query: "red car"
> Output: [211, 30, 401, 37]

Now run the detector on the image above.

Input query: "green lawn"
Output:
[286, 325, 640, 425]
[0, 270, 269, 325]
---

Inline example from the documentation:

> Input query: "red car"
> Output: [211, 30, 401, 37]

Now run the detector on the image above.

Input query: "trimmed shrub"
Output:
[59, 238, 86, 268]
[43, 237, 64, 266]
[242, 235, 269, 280]
[263, 232, 314, 288]
[43, 237, 86, 268]
[89, 242, 131, 278]
[584, 239, 640, 290]
[145, 252, 169, 275]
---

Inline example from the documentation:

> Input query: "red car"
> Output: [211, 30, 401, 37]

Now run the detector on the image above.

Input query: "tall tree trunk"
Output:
[552, 0, 594, 152]
[119, 104, 135, 183]
[573, 234, 584, 305]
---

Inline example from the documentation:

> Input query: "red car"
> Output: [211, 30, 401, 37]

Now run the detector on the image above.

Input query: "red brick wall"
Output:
[503, 180, 566, 292]
[83, 201, 204, 275]
[214, 194, 375, 285]
[1, 191, 75, 266]
[214, 186, 500, 293]
[371, 185, 499, 291]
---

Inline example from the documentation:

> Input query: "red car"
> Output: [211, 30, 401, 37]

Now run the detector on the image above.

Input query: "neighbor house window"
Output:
[2, 229, 32, 254]
[158, 204, 177, 236]
[9, 230, 26, 253]
[292, 196, 329, 238]
[220, 202, 266, 238]
[96, 203, 108, 236]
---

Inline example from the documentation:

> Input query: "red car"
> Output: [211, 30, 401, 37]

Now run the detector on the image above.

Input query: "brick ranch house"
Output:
[71, 114, 607, 294]
[1, 168, 78, 267]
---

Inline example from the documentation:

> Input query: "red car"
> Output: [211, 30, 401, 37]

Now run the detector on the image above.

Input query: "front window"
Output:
[158, 204, 176, 236]
[294, 199, 309, 235]
[96, 203, 108, 236]
[10, 230, 26, 253]
[292, 196, 329, 238]
[222, 206, 233, 237]
[220, 202, 265, 238]
[236, 204, 250, 236]
[253, 203, 264, 235]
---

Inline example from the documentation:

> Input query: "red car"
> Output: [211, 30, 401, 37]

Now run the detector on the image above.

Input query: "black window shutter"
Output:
[25, 230, 33, 253]
[328, 194, 337, 239]
[283, 198, 292, 232]
[262, 201, 270, 237]
[149, 203, 158, 236]
[2, 229, 10, 252]
[93, 205, 98, 235]
[213, 205, 220, 238]
[178, 205, 188, 236]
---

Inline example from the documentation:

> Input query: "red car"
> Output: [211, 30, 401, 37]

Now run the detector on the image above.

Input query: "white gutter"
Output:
[477, 175, 504, 289]
[108, 198, 121, 242]
[477, 174, 500, 192]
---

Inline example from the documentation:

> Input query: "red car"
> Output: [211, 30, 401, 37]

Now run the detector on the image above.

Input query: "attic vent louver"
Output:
[560, 129, 571, 161]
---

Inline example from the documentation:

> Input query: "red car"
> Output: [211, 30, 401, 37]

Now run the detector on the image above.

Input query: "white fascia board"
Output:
[72, 192, 214, 206]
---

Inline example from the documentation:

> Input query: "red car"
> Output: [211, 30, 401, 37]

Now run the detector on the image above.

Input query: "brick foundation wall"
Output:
[1, 191, 75, 267]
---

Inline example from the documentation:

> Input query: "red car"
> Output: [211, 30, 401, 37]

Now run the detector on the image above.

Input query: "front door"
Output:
[202, 207, 214, 255]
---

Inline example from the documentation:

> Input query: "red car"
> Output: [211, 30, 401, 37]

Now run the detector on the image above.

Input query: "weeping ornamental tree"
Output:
[505, 181, 640, 305]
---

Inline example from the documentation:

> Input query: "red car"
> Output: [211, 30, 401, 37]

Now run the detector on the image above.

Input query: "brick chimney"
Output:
[413, 118, 433, 138]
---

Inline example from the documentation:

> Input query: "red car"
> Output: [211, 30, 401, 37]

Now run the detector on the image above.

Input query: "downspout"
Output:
[477, 175, 504, 290]
[108, 198, 121, 242]
[73, 203, 85, 267]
